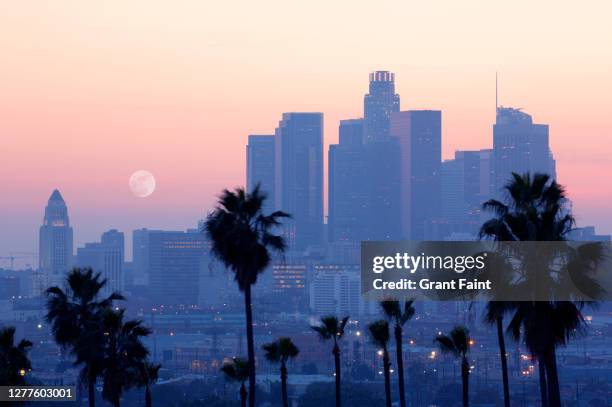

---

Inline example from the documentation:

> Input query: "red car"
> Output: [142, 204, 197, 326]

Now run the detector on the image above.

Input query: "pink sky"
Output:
[1, 1, 611, 258]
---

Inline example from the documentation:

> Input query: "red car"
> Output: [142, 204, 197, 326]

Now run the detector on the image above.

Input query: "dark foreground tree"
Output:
[205, 185, 289, 407]
[368, 320, 392, 407]
[221, 357, 250, 407]
[0, 326, 32, 386]
[380, 300, 414, 407]
[46, 268, 124, 407]
[262, 337, 299, 407]
[136, 361, 161, 407]
[100, 308, 151, 407]
[480, 172, 603, 407]
[311, 316, 349, 407]
[435, 326, 471, 407]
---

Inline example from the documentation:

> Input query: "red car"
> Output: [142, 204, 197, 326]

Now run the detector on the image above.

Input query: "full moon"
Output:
[129, 170, 156, 198]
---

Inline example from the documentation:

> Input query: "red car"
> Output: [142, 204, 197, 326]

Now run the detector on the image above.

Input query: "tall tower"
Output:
[39, 189, 73, 288]
[275, 112, 324, 250]
[246, 134, 275, 213]
[390, 110, 442, 240]
[363, 71, 400, 143]
[493, 107, 556, 196]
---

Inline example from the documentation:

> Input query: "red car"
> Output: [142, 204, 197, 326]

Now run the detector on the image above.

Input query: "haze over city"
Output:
[2, 0, 611, 254]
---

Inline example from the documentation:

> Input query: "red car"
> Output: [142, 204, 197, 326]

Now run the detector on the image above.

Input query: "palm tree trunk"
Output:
[240, 383, 247, 407]
[538, 359, 548, 407]
[461, 357, 470, 407]
[394, 324, 406, 407]
[88, 375, 96, 407]
[281, 362, 289, 407]
[145, 385, 152, 407]
[244, 284, 256, 407]
[544, 347, 560, 407]
[383, 348, 392, 407]
[496, 316, 510, 407]
[333, 343, 341, 407]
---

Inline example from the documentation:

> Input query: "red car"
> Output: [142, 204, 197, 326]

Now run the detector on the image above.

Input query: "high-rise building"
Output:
[148, 230, 210, 306]
[390, 110, 442, 239]
[493, 107, 556, 196]
[364, 71, 400, 143]
[328, 119, 369, 242]
[246, 134, 275, 212]
[76, 229, 124, 294]
[275, 113, 324, 250]
[132, 228, 159, 286]
[440, 149, 493, 238]
[39, 189, 73, 289]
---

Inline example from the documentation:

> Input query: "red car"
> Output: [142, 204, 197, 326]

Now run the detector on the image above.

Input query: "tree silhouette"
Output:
[368, 320, 392, 407]
[435, 326, 471, 407]
[221, 357, 250, 407]
[311, 315, 349, 407]
[480, 172, 603, 407]
[0, 326, 32, 386]
[262, 337, 299, 407]
[380, 300, 414, 407]
[205, 184, 289, 407]
[100, 308, 151, 407]
[136, 361, 161, 407]
[46, 267, 124, 407]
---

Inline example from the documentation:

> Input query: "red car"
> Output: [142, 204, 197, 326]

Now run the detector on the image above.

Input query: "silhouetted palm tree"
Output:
[205, 185, 289, 407]
[100, 308, 151, 407]
[484, 302, 511, 407]
[480, 172, 601, 407]
[46, 267, 124, 407]
[380, 300, 414, 407]
[221, 357, 250, 407]
[435, 326, 471, 407]
[0, 326, 32, 386]
[262, 337, 299, 407]
[311, 316, 349, 407]
[136, 361, 161, 407]
[368, 320, 392, 407]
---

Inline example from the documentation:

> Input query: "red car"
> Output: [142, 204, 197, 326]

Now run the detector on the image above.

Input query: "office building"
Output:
[246, 134, 275, 213]
[493, 107, 556, 196]
[76, 229, 125, 294]
[275, 113, 324, 250]
[39, 189, 73, 289]
[390, 110, 442, 239]
[364, 71, 400, 143]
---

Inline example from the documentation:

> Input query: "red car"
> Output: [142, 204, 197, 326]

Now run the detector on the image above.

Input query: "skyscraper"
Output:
[39, 189, 73, 288]
[390, 110, 442, 239]
[246, 134, 275, 212]
[275, 112, 324, 250]
[363, 71, 400, 143]
[148, 230, 210, 306]
[76, 229, 124, 294]
[328, 119, 369, 242]
[493, 107, 556, 195]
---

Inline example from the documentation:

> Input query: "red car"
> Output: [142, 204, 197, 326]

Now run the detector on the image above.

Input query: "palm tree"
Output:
[46, 267, 124, 407]
[221, 357, 250, 407]
[368, 320, 392, 407]
[205, 185, 289, 407]
[100, 308, 151, 407]
[484, 302, 511, 407]
[435, 326, 471, 407]
[480, 172, 599, 407]
[380, 300, 414, 407]
[311, 316, 349, 407]
[136, 361, 161, 407]
[262, 337, 299, 407]
[0, 326, 32, 386]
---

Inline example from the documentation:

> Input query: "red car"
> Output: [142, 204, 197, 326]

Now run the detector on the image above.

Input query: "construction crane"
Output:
[0, 252, 37, 270]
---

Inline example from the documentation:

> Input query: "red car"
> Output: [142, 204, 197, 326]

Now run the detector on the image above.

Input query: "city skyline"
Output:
[2, 1, 612, 255]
